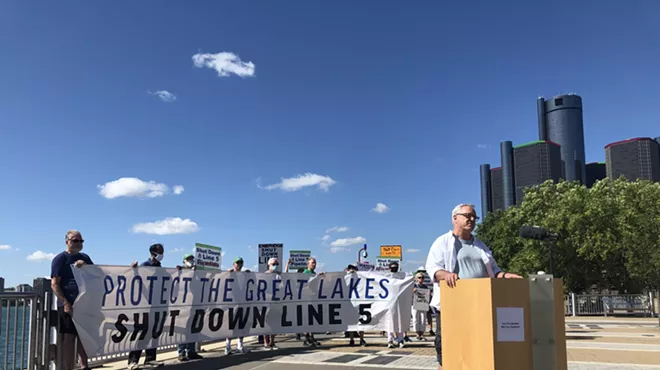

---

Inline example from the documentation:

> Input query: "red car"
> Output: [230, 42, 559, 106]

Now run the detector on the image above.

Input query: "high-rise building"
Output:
[479, 164, 492, 219]
[490, 167, 504, 212]
[500, 141, 516, 209]
[0, 277, 4, 292]
[537, 94, 586, 184]
[15, 284, 33, 292]
[605, 138, 660, 182]
[586, 162, 607, 188]
[513, 140, 563, 204]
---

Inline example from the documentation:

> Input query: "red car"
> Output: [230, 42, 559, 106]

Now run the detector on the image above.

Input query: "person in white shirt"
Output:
[425, 203, 522, 370]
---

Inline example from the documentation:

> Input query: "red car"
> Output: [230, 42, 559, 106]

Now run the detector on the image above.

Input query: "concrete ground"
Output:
[96, 317, 660, 370]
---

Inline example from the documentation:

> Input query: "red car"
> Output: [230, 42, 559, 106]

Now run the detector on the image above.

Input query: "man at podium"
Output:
[425, 203, 522, 370]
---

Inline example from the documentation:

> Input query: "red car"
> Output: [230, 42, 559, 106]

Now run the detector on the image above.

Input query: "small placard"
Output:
[496, 307, 525, 342]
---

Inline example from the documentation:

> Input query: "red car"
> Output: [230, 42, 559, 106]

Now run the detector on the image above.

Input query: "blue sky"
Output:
[1, 1, 659, 286]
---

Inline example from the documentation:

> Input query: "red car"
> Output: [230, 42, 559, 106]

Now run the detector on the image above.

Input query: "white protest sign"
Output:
[194, 243, 222, 270]
[71, 266, 414, 357]
[357, 262, 374, 272]
[258, 244, 283, 272]
[413, 288, 430, 311]
[288, 250, 310, 271]
[376, 256, 401, 271]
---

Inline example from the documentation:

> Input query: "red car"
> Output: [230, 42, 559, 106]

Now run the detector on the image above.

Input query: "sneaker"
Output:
[263, 346, 272, 351]
[178, 355, 188, 362]
[271, 345, 279, 350]
[224, 347, 232, 355]
[188, 353, 203, 360]
[303, 340, 311, 347]
[360, 339, 367, 347]
[127, 362, 139, 370]
[429, 330, 435, 336]
[398, 341, 405, 348]
[404, 336, 412, 342]
[387, 341, 394, 348]
[143, 361, 164, 368]
[237, 347, 249, 354]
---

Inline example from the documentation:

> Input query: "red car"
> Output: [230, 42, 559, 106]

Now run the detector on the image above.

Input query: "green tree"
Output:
[475, 178, 660, 293]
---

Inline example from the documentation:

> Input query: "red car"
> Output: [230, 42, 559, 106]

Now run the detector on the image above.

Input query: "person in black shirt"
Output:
[126, 244, 166, 369]
[50, 229, 93, 370]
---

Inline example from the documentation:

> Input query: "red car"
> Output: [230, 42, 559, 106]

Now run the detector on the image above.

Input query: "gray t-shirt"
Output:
[453, 237, 489, 279]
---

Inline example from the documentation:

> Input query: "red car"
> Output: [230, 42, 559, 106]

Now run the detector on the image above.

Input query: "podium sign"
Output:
[441, 278, 532, 370]
[440, 277, 567, 370]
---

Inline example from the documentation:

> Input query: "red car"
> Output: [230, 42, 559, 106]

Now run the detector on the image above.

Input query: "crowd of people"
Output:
[51, 203, 523, 370]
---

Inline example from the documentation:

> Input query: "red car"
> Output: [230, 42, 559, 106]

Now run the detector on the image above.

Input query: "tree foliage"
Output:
[475, 178, 660, 293]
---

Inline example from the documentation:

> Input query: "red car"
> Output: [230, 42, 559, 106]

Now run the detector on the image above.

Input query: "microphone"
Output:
[519, 225, 559, 240]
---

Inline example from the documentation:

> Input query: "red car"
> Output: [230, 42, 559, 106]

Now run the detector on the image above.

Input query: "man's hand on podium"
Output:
[501, 272, 523, 279]
[444, 272, 458, 288]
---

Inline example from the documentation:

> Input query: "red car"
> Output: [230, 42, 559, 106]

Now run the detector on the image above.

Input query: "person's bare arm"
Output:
[434, 269, 458, 288]
[50, 277, 71, 307]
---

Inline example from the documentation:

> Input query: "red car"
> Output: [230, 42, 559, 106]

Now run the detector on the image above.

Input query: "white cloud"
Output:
[251, 264, 258, 271]
[247, 245, 255, 251]
[330, 246, 350, 253]
[407, 249, 421, 253]
[149, 90, 177, 102]
[97, 177, 184, 199]
[173, 185, 185, 195]
[476, 144, 489, 149]
[168, 247, 185, 254]
[329, 236, 366, 248]
[321, 235, 330, 242]
[27, 251, 56, 261]
[192, 51, 255, 78]
[0, 245, 10, 251]
[317, 262, 326, 272]
[259, 173, 336, 192]
[372, 203, 390, 213]
[131, 217, 200, 235]
[221, 251, 226, 257]
[326, 226, 349, 233]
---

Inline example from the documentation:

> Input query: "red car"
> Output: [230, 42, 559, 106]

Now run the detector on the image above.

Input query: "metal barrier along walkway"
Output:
[1, 278, 54, 370]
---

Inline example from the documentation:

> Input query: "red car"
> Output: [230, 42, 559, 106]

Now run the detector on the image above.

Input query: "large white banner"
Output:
[71, 265, 413, 356]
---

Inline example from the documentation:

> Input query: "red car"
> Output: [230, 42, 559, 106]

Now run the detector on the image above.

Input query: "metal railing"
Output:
[564, 292, 657, 317]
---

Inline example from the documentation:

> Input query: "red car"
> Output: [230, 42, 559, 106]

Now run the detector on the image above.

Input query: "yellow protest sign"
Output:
[380, 245, 402, 259]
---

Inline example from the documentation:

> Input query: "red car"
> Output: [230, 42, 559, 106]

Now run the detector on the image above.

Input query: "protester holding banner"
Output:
[412, 273, 429, 340]
[425, 203, 522, 370]
[126, 244, 167, 369]
[50, 230, 93, 370]
[344, 264, 367, 347]
[262, 257, 281, 350]
[225, 257, 250, 354]
[302, 257, 322, 347]
[386, 261, 405, 348]
[177, 254, 204, 362]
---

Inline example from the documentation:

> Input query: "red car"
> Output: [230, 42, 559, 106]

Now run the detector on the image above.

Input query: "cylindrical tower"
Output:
[654, 137, 660, 146]
[500, 141, 515, 209]
[545, 94, 586, 184]
[537, 97, 547, 141]
[479, 164, 492, 219]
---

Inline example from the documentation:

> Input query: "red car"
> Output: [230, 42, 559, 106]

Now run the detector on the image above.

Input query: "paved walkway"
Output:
[98, 317, 660, 370]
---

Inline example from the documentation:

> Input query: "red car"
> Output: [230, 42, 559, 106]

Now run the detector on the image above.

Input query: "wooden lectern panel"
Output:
[440, 278, 532, 370]
[553, 279, 568, 370]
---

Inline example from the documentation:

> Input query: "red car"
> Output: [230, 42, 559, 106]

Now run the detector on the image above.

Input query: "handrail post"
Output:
[571, 292, 576, 316]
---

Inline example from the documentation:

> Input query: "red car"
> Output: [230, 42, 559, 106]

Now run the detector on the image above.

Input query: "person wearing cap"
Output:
[344, 264, 367, 347]
[412, 272, 429, 341]
[126, 244, 167, 369]
[177, 254, 204, 362]
[262, 257, 280, 350]
[225, 257, 250, 355]
[302, 257, 322, 347]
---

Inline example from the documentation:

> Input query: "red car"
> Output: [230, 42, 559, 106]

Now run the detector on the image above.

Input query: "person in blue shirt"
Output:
[126, 244, 166, 370]
[50, 229, 94, 370]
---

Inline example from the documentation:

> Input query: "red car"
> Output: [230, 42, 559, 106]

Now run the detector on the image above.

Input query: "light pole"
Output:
[358, 244, 368, 263]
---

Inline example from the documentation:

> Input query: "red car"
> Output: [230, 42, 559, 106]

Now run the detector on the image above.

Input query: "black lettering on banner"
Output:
[112, 314, 129, 343]
[281, 306, 292, 327]
[131, 312, 149, 341]
[296, 304, 303, 326]
[252, 307, 267, 328]
[308, 304, 323, 326]
[152, 311, 167, 338]
[169, 310, 180, 336]
[191, 309, 205, 334]
[358, 303, 372, 324]
[228, 307, 250, 330]
[329, 303, 341, 325]
[209, 308, 224, 332]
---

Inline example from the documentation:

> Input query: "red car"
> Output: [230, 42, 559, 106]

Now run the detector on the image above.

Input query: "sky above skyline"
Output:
[1, 1, 660, 286]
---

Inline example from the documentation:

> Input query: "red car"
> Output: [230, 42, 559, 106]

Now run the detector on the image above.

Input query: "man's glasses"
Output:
[457, 213, 479, 221]
[69, 239, 84, 243]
